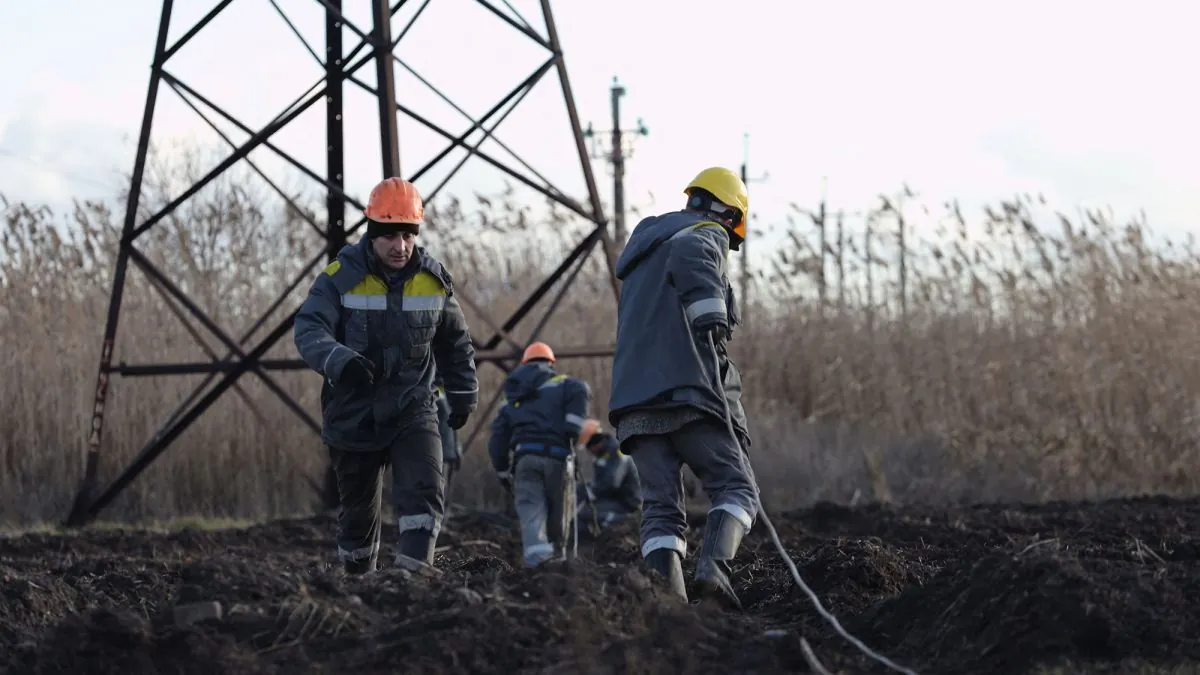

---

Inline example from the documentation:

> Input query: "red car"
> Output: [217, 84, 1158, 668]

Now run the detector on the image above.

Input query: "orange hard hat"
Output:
[363, 177, 424, 224]
[578, 418, 602, 449]
[521, 341, 555, 364]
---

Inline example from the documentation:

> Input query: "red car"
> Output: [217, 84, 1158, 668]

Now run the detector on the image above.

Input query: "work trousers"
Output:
[626, 415, 759, 558]
[512, 454, 573, 567]
[328, 414, 445, 566]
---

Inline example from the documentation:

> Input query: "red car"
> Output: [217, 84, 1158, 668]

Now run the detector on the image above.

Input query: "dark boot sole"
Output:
[394, 553, 442, 577]
[342, 560, 376, 575]
[693, 576, 743, 611]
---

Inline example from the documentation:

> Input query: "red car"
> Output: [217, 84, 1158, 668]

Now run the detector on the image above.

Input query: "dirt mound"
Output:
[2, 496, 1198, 674]
[855, 545, 1200, 674]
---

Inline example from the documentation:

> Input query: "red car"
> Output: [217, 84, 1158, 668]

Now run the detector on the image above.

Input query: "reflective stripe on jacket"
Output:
[293, 238, 478, 450]
[607, 209, 751, 447]
[487, 362, 591, 472]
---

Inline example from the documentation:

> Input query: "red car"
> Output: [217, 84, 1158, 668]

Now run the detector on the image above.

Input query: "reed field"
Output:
[3, 144, 1199, 527]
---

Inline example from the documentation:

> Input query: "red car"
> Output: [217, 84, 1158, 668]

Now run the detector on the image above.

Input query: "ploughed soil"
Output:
[2, 495, 1199, 674]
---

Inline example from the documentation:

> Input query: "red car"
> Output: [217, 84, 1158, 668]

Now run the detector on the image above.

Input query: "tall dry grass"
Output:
[3, 145, 1199, 527]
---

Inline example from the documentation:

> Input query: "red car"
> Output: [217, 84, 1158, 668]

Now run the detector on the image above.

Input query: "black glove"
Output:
[447, 411, 469, 430]
[496, 471, 514, 494]
[340, 356, 375, 389]
[694, 318, 731, 355]
[444, 455, 461, 473]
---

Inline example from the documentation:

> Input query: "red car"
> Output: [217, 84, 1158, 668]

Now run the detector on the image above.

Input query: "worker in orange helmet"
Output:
[487, 341, 593, 566]
[294, 176, 479, 575]
[574, 419, 642, 535]
[608, 166, 760, 608]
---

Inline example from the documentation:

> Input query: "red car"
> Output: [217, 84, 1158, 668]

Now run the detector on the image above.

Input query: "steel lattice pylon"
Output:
[63, 0, 620, 527]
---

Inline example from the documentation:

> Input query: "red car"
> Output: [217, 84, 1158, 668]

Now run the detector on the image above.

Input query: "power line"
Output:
[583, 76, 648, 248]
[0, 148, 121, 194]
[740, 132, 769, 328]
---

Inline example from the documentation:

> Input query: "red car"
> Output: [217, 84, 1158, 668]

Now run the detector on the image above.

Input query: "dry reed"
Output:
[3, 144, 1198, 527]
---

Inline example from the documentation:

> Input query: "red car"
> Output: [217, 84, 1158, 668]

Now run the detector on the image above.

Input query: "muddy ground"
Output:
[1, 495, 1198, 674]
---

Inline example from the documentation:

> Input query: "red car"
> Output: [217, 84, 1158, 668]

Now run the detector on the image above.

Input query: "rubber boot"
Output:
[644, 548, 688, 602]
[395, 529, 441, 576]
[692, 510, 745, 610]
[342, 557, 376, 575]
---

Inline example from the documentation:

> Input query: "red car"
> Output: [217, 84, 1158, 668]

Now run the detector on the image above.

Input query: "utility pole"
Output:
[584, 76, 648, 249]
[739, 132, 769, 326]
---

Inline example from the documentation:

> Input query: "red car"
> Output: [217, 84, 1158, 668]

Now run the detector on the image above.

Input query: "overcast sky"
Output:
[2, 0, 1197, 256]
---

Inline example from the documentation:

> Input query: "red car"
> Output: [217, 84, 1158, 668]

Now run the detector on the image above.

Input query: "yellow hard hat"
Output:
[684, 167, 749, 242]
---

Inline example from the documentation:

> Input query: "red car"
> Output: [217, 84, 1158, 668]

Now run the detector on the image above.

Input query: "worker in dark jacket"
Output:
[607, 166, 760, 609]
[488, 342, 592, 567]
[575, 419, 642, 532]
[294, 176, 478, 575]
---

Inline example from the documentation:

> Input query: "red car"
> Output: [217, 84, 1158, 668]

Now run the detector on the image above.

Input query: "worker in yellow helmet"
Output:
[607, 166, 759, 608]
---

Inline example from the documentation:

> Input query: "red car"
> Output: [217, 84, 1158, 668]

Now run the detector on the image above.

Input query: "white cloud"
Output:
[3, 0, 1199, 248]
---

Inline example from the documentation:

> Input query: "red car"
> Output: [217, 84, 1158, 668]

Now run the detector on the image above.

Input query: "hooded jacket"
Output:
[606, 209, 751, 446]
[487, 362, 591, 473]
[588, 434, 642, 513]
[293, 237, 478, 451]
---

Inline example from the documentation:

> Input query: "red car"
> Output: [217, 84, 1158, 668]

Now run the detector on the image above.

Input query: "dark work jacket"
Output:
[606, 209, 751, 447]
[487, 362, 591, 472]
[589, 434, 642, 513]
[293, 238, 478, 451]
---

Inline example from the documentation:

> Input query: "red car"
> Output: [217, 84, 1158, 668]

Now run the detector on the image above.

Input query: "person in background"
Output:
[574, 418, 642, 534]
[488, 342, 592, 567]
